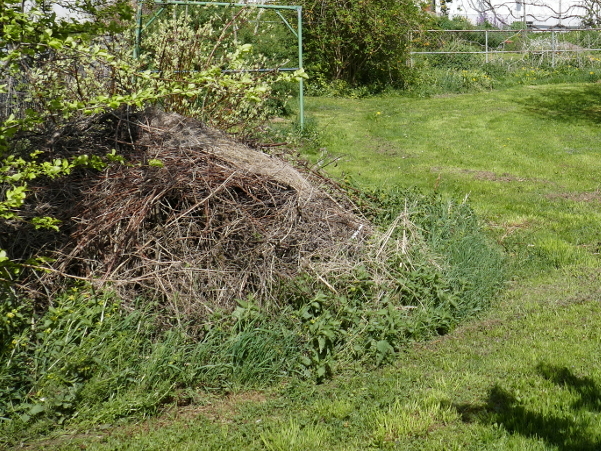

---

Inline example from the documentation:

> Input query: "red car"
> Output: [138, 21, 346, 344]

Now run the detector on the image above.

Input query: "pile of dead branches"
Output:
[3, 109, 370, 319]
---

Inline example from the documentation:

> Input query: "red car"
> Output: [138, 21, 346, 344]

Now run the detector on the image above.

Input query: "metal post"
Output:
[485, 29, 489, 63]
[134, 2, 143, 59]
[552, 30, 556, 68]
[409, 30, 414, 67]
[522, 0, 527, 44]
[297, 6, 304, 130]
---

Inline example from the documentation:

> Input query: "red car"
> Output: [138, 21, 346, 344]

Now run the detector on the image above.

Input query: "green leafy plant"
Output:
[140, 11, 304, 134]
[295, 0, 428, 88]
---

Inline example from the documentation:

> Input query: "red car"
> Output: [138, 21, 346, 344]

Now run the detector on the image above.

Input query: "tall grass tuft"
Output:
[363, 187, 506, 319]
[0, 291, 299, 438]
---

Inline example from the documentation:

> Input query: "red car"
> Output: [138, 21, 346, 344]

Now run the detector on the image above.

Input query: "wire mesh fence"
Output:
[4, 28, 601, 120]
[0, 76, 37, 121]
[410, 28, 601, 68]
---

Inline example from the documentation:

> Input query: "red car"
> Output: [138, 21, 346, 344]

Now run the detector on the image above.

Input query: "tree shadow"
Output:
[537, 363, 601, 413]
[516, 85, 601, 125]
[454, 364, 601, 450]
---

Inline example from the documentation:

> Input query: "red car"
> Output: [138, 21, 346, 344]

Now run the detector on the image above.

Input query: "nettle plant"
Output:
[0, 1, 305, 292]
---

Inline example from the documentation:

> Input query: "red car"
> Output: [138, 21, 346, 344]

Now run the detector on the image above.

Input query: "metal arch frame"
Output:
[134, 0, 304, 128]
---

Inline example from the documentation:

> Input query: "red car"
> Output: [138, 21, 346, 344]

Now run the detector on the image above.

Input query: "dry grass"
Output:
[2, 109, 371, 321]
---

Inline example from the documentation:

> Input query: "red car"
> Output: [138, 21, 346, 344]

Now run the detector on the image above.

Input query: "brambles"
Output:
[5, 109, 368, 320]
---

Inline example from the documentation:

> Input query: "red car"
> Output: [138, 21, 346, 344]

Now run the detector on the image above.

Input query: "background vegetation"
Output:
[294, 0, 428, 89]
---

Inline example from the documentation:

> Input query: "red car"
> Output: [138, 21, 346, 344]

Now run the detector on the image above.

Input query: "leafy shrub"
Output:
[139, 11, 302, 132]
[297, 0, 428, 88]
[433, 16, 473, 31]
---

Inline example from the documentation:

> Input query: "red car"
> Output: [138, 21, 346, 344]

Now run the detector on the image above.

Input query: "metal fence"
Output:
[410, 28, 601, 68]
[0, 76, 34, 121]
[4, 28, 601, 121]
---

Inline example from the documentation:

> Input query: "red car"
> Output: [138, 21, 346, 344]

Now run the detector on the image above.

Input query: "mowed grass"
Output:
[307, 83, 601, 272]
[13, 84, 601, 450]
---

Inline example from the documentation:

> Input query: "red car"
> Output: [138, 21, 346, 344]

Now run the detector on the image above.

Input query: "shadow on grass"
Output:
[454, 363, 601, 450]
[537, 363, 601, 413]
[517, 85, 601, 125]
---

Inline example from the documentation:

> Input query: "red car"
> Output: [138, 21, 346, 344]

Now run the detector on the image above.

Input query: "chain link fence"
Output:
[406, 28, 601, 94]
[4, 28, 601, 119]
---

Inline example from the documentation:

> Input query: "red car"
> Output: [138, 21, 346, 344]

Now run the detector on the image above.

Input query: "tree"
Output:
[452, 0, 599, 28]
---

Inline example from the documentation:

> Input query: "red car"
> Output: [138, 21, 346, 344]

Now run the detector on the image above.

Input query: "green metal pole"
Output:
[134, 2, 143, 59]
[297, 6, 304, 130]
[154, 1, 299, 11]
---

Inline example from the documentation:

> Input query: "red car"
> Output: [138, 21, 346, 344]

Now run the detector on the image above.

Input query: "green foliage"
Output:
[426, 43, 482, 70]
[140, 10, 304, 131]
[304, 76, 377, 97]
[295, 0, 428, 88]
[0, 290, 299, 431]
[407, 28, 601, 96]
[432, 15, 473, 30]
[408, 57, 601, 96]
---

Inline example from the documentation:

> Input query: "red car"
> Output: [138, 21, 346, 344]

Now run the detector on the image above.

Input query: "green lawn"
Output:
[13, 83, 601, 450]
[307, 84, 601, 272]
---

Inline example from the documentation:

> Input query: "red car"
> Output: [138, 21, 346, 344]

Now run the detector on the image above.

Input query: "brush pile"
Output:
[4, 109, 370, 319]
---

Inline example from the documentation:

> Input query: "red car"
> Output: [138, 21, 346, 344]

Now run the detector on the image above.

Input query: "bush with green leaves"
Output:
[139, 9, 302, 130]
[294, 0, 428, 88]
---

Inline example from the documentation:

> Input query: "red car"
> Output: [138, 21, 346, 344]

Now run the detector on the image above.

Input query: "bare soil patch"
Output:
[430, 167, 550, 183]
[546, 190, 601, 203]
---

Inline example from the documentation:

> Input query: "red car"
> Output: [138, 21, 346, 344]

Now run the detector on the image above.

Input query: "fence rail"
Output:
[410, 28, 601, 66]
